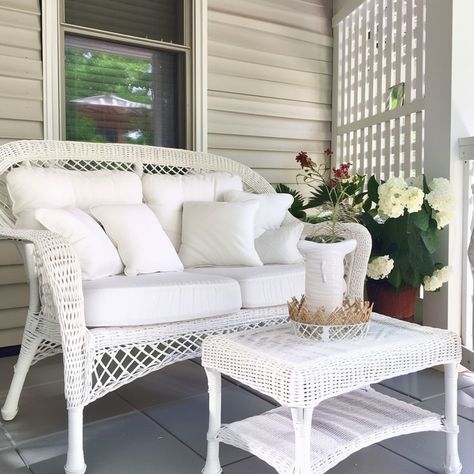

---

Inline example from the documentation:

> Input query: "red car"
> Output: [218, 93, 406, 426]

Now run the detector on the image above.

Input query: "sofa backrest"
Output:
[0, 140, 276, 229]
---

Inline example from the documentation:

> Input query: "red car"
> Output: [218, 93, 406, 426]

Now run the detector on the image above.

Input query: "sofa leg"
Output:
[1, 336, 41, 421]
[65, 407, 87, 474]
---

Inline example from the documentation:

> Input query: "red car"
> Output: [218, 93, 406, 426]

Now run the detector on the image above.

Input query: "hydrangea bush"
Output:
[360, 175, 454, 291]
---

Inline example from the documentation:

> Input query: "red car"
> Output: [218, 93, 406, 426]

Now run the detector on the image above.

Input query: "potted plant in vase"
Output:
[289, 150, 365, 313]
[358, 175, 455, 321]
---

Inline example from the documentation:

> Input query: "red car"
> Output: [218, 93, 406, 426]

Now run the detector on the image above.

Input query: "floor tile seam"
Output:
[221, 454, 254, 467]
[135, 407, 207, 461]
[9, 408, 143, 449]
[375, 442, 437, 473]
[0, 422, 33, 472]
[376, 382, 423, 402]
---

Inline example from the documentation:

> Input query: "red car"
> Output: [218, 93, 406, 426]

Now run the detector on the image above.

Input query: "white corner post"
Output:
[291, 406, 314, 473]
[193, 0, 208, 152]
[202, 368, 222, 474]
[41, 0, 62, 140]
[423, 0, 474, 337]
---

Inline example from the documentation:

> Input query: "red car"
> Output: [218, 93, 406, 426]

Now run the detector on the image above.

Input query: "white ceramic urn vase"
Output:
[303, 238, 357, 313]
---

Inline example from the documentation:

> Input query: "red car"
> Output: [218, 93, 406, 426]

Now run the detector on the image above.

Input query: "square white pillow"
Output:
[143, 172, 243, 250]
[255, 222, 304, 264]
[223, 190, 293, 237]
[179, 201, 263, 267]
[35, 207, 124, 280]
[91, 204, 183, 276]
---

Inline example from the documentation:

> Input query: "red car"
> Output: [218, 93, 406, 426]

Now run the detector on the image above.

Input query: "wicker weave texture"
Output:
[217, 388, 444, 474]
[202, 314, 461, 407]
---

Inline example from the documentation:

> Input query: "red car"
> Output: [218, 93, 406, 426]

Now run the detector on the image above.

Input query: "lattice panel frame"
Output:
[333, 0, 426, 179]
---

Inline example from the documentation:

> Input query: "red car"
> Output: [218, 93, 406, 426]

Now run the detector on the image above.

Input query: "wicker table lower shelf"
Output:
[217, 388, 443, 474]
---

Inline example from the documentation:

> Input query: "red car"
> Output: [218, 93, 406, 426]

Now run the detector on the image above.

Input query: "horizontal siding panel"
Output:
[0, 44, 40, 60]
[208, 41, 331, 74]
[254, 168, 300, 184]
[209, 148, 325, 169]
[209, 74, 331, 104]
[209, 134, 330, 153]
[208, 10, 332, 46]
[0, 265, 26, 285]
[0, 8, 40, 30]
[0, 118, 43, 139]
[0, 76, 42, 100]
[0, 54, 42, 80]
[0, 0, 40, 14]
[0, 241, 23, 266]
[0, 24, 41, 50]
[209, 111, 331, 140]
[0, 307, 27, 330]
[208, 56, 332, 89]
[0, 327, 23, 347]
[0, 97, 42, 121]
[209, 22, 332, 61]
[208, 0, 331, 35]
[208, 93, 332, 121]
[0, 284, 29, 310]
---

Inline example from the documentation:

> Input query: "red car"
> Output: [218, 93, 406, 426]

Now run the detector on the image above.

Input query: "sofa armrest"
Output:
[301, 222, 372, 300]
[0, 227, 89, 407]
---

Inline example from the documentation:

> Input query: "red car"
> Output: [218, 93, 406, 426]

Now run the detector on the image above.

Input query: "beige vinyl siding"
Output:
[0, 0, 42, 347]
[208, 0, 333, 187]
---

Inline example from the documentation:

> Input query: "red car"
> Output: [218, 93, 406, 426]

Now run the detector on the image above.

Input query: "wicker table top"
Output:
[202, 313, 461, 407]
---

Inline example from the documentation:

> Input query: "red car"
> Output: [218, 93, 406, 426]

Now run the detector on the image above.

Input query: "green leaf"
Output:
[409, 210, 429, 232]
[275, 184, 307, 220]
[367, 175, 379, 203]
[387, 265, 402, 289]
[421, 226, 439, 254]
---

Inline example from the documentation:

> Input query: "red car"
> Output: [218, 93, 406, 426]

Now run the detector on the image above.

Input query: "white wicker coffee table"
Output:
[201, 314, 462, 474]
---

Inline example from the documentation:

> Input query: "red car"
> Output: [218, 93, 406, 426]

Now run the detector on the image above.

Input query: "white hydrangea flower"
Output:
[378, 178, 408, 218]
[426, 177, 455, 229]
[423, 266, 452, 291]
[367, 255, 394, 280]
[403, 186, 424, 214]
[378, 177, 424, 217]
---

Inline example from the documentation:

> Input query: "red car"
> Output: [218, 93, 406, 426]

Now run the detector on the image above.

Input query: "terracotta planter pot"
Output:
[366, 279, 418, 322]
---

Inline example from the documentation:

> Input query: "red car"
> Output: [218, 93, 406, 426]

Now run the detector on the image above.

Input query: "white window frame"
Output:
[41, 0, 208, 152]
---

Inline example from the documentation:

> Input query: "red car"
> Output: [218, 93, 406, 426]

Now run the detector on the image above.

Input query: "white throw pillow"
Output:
[7, 167, 142, 229]
[179, 201, 263, 267]
[91, 204, 183, 276]
[142, 172, 243, 249]
[223, 190, 293, 237]
[35, 208, 124, 280]
[255, 222, 304, 264]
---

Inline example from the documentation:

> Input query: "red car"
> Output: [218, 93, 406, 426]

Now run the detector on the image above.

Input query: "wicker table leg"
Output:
[291, 406, 314, 473]
[202, 368, 222, 474]
[444, 363, 462, 474]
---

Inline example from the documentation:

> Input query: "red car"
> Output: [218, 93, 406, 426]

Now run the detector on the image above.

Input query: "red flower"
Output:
[324, 148, 334, 157]
[327, 180, 338, 189]
[295, 151, 313, 168]
[332, 162, 351, 179]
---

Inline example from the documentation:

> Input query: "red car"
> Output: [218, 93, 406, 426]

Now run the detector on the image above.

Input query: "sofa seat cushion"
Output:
[186, 264, 305, 308]
[82, 272, 242, 327]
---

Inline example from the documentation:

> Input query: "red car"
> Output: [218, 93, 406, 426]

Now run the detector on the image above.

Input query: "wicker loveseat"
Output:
[0, 140, 370, 474]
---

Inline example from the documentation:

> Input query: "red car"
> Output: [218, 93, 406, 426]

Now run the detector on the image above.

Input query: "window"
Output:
[60, 0, 191, 148]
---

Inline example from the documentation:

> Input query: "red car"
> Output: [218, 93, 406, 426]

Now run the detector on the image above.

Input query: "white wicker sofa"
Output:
[0, 140, 371, 474]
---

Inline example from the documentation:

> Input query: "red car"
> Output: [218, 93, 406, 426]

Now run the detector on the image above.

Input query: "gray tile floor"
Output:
[0, 355, 473, 473]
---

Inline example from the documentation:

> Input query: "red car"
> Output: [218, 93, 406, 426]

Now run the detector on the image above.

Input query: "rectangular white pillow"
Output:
[179, 201, 263, 267]
[35, 207, 124, 280]
[223, 190, 293, 237]
[142, 172, 243, 249]
[91, 204, 184, 276]
[7, 167, 142, 229]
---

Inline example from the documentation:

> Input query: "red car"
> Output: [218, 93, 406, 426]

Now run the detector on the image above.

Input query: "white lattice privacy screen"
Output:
[333, 0, 426, 179]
